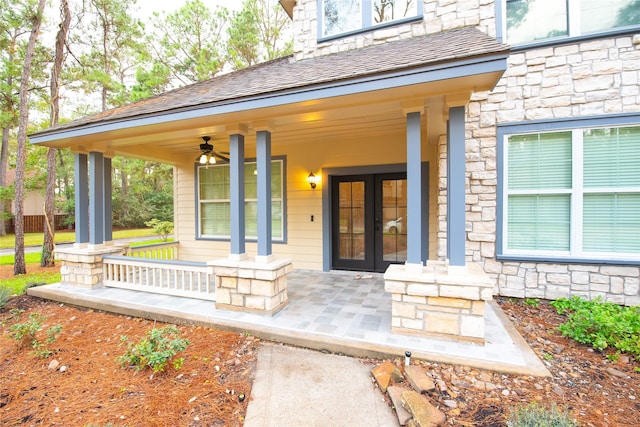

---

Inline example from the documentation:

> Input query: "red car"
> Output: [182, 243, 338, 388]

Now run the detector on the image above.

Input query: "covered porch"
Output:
[31, 28, 511, 343]
[27, 269, 548, 376]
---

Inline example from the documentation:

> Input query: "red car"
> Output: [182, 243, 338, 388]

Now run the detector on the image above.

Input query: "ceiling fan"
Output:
[197, 136, 229, 164]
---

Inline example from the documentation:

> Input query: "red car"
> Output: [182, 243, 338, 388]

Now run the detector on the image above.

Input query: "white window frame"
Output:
[502, 0, 640, 46]
[502, 125, 640, 263]
[196, 158, 285, 242]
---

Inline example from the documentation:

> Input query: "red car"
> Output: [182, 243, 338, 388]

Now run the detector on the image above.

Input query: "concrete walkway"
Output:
[244, 344, 398, 427]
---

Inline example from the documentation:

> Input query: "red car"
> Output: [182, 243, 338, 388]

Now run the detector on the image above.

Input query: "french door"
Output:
[331, 173, 407, 272]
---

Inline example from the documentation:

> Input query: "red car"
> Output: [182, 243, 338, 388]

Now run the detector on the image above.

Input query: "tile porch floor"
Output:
[27, 269, 549, 376]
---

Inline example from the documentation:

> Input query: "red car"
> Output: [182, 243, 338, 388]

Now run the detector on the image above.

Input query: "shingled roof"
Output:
[34, 27, 509, 136]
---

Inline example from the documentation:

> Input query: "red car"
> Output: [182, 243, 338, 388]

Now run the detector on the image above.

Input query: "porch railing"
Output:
[103, 255, 215, 301]
[124, 241, 179, 260]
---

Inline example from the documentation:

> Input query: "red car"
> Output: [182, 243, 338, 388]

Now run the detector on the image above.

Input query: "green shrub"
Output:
[144, 218, 174, 242]
[8, 312, 62, 358]
[550, 296, 640, 361]
[507, 402, 577, 427]
[118, 325, 189, 373]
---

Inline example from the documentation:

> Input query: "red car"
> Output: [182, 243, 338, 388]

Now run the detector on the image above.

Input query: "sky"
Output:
[132, 0, 242, 19]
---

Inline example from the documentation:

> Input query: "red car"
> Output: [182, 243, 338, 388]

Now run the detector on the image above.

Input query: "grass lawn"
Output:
[0, 228, 167, 297]
[0, 228, 158, 249]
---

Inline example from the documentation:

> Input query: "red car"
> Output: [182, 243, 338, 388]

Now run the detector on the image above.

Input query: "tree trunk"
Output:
[14, 0, 46, 276]
[42, 0, 71, 267]
[0, 127, 9, 236]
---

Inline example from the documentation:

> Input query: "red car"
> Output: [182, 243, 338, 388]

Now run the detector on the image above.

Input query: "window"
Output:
[505, 0, 640, 45]
[502, 125, 640, 261]
[321, 0, 421, 39]
[197, 159, 285, 240]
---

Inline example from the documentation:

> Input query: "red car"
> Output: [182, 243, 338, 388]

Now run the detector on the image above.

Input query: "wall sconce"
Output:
[307, 172, 318, 189]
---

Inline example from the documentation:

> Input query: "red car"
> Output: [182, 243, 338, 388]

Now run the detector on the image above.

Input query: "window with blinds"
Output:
[197, 159, 284, 240]
[504, 126, 640, 260]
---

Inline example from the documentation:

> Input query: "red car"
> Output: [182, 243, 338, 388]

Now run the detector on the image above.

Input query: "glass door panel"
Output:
[380, 178, 407, 263]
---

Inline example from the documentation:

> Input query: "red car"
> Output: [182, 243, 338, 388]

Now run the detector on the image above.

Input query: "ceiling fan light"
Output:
[209, 156, 216, 164]
[199, 153, 208, 164]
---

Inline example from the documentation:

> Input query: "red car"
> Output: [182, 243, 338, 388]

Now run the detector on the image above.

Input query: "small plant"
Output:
[0, 287, 10, 309]
[542, 352, 554, 361]
[525, 298, 540, 307]
[8, 312, 62, 358]
[550, 296, 640, 361]
[144, 218, 174, 242]
[507, 402, 577, 427]
[118, 325, 189, 373]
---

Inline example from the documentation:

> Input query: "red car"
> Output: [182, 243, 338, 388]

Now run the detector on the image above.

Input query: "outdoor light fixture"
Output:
[307, 172, 317, 189]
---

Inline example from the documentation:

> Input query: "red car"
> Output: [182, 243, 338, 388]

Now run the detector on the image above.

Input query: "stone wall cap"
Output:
[208, 257, 292, 270]
[57, 246, 124, 256]
[384, 263, 494, 288]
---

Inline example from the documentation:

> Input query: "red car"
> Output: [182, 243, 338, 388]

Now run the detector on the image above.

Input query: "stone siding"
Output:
[291, 0, 496, 61]
[464, 34, 640, 305]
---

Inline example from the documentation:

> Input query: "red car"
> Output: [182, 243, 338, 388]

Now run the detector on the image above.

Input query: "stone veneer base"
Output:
[210, 257, 292, 316]
[384, 261, 494, 343]
[56, 246, 126, 289]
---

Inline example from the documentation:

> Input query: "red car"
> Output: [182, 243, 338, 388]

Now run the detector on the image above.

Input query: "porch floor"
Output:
[27, 269, 549, 376]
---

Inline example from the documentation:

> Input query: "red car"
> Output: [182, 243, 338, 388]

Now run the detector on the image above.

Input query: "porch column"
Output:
[447, 106, 466, 266]
[256, 129, 272, 262]
[73, 152, 89, 248]
[405, 109, 425, 269]
[89, 151, 104, 248]
[229, 131, 246, 259]
[103, 155, 113, 245]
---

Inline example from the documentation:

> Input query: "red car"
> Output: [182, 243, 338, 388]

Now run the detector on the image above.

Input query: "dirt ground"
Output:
[1, 294, 639, 426]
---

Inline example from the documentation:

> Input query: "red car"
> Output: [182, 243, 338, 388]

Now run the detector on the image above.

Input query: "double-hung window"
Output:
[197, 159, 285, 241]
[320, 0, 422, 39]
[502, 125, 640, 262]
[505, 0, 640, 45]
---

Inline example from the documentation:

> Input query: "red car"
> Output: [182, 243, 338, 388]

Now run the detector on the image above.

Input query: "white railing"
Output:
[103, 255, 215, 301]
[125, 241, 179, 260]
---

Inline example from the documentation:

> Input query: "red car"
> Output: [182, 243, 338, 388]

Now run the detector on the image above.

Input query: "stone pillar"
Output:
[57, 246, 125, 289]
[210, 258, 292, 315]
[384, 262, 493, 343]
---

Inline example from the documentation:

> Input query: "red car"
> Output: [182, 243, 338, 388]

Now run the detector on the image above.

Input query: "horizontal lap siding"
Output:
[173, 130, 439, 270]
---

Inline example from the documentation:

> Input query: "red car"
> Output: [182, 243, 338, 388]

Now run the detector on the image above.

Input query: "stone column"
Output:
[210, 258, 292, 315]
[57, 246, 125, 289]
[384, 262, 494, 343]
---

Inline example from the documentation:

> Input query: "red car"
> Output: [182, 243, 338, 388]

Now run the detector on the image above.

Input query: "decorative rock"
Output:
[606, 367, 629, 379]
[401, 390, 446, 427]
[388, 386, 413, 426]
[48, 360, 60, 370]
[372, 361, 404, 393]
[405, 365, 435, 393]
[443, 399, 457, 408]
[59, 366, 67, 373]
